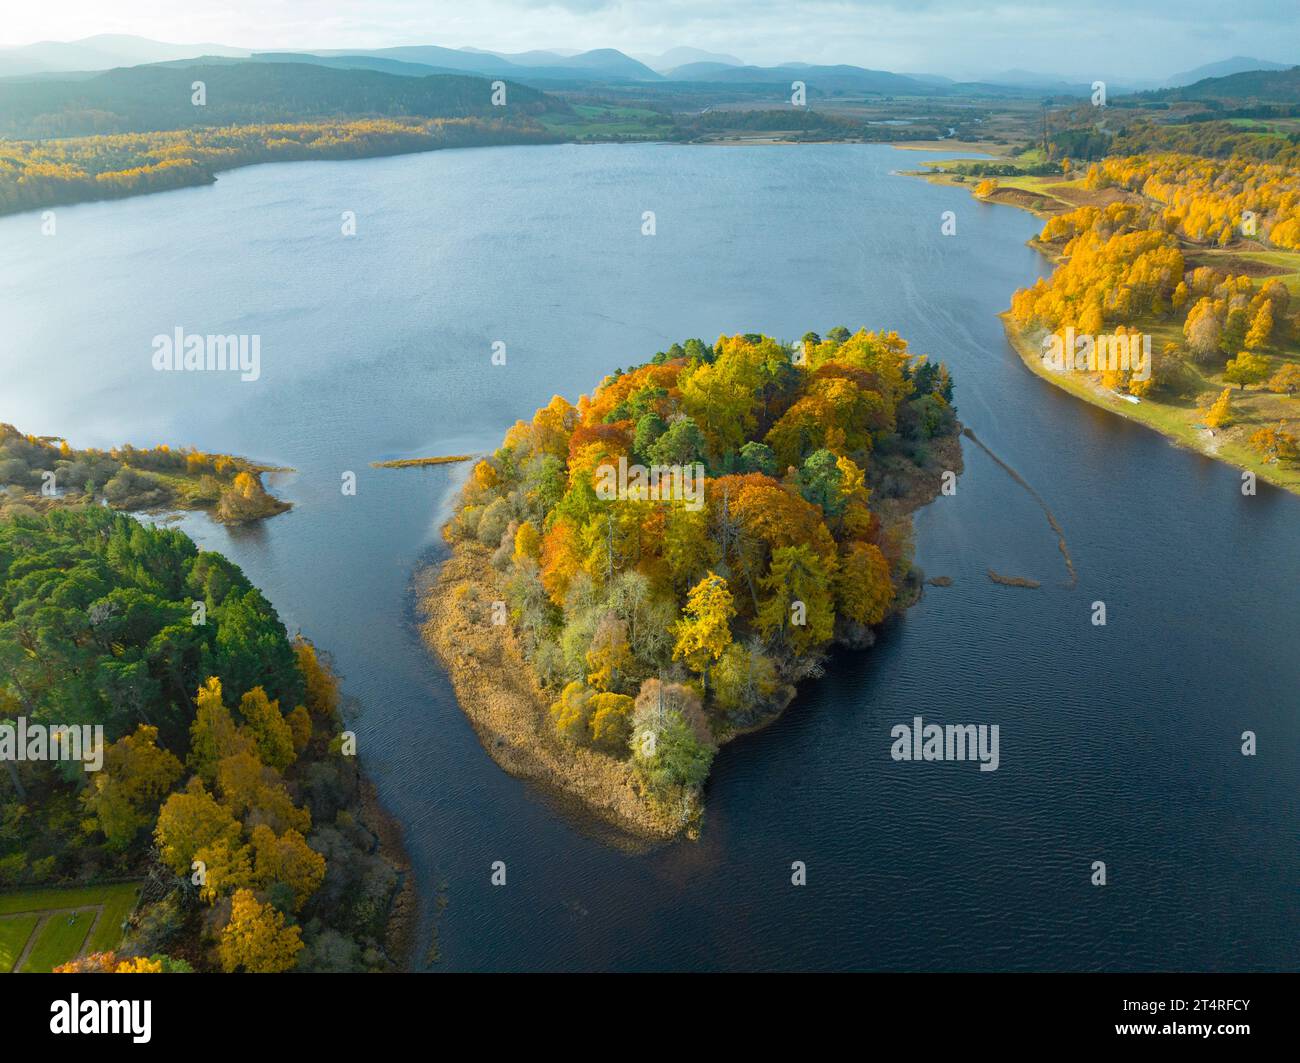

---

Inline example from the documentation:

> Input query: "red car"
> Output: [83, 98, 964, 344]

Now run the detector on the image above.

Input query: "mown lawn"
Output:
[0, 913, 40, 973]
[0, 882, 140, 972]
[20, 908, 95, 973]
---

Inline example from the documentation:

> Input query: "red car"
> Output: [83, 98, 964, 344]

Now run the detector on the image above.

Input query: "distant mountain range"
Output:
[631, 47, 745, 73]
[0, 33, 249, 77]
[303, 45, 665, 82]
[0, 33, 1294, 105]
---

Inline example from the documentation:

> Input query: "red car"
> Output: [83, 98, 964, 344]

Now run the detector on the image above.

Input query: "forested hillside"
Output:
[0, 61, 559, 137]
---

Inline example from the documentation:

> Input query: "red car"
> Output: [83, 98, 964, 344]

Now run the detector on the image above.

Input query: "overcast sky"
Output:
[2, 1, 1295, 80]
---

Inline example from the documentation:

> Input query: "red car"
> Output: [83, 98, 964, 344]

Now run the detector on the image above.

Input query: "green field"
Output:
[540, 104, 672, 140]
[0, 882, 140, 973]
[0, 914, 40, 972]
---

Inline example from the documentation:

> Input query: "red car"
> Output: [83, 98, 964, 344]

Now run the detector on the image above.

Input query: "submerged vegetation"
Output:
[0, 423, 289, 523]
[429, 329, 959, 834]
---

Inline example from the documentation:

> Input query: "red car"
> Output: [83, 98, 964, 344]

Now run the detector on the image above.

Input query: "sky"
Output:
[0, 0, 1295, 81]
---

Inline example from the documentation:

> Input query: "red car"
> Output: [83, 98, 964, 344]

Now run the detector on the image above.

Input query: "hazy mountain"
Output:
[1148, 65, 1300, 102]
[310, 44, 520, 74]
[634, 47, 744, 72]
[464, 49, 574, 67]
[308, 44, 660, 81]
[982, 69, 1093, 94]
[0, 33, 249, 77]
[552, 49, 662, 80]
[664, 61, 739, 80]
[1162, 56, 1292, 88]
[250, 53, 469, 78]
[665, 62, 933, 94]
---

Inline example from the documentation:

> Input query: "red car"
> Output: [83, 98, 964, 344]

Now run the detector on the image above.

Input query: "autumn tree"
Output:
[1244, 300, 1274, 349]
[154, 778, 241, 875]
[835, 541, 895, 627]
[81, 725, 182, 849]
[756, 544, 835, 655]
[1202, 388, 1234, 428]
[191, 837, 253, 903]
[585, 612, 633, 693]
[217, 888, 303, 973]
[187, 677, 249, 784]
[673, 573, 736, 688]
[249, 824, 326, 912]
[711, 641, 781, 721]
[294, 639, 340, 727]
[1248, 424, 1299, 463]
[237, 687, 295, 772]
[1224, 352, 1270, 390]
[550, 680, 593, 743]
[1266, 363, 1300, 396]
[1183, 298, 1223, 363]
[588, 692, 636, 753]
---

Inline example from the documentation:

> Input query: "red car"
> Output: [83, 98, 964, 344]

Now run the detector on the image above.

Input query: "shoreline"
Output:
[904, 163, 1300, 496]
[416, 428, 963, 843]
[417, 545, 685, 845]
[1001, 317, 1300, 494]
[356, 773, 419, 970]
[2, 136, 1001, 219]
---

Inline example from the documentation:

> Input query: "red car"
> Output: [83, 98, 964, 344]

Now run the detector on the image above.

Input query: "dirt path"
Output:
[9, 904, 101, 973]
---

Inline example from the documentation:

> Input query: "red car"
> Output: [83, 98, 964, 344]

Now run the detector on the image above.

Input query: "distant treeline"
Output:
[1111, 119, 1300, 165]
[0, 117, 561, 215]
[670, 108, 951, 141]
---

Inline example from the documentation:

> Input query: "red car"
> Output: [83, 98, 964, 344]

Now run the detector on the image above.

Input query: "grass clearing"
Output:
[540, 104, 671, 140]
[20, 908, 95, 973]
[0, 882, 141, 973]
[0, 913, 40, 973]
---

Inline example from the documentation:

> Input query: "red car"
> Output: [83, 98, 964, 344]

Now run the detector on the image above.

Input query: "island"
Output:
[0, 423, 290, 524]
[422, 329, 961, 839]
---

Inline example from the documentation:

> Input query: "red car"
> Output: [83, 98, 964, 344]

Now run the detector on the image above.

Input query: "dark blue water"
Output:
[1, 143, 1295, 970]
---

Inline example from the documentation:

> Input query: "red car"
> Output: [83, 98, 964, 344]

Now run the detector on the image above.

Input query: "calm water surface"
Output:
[1, 143, 1295, 970]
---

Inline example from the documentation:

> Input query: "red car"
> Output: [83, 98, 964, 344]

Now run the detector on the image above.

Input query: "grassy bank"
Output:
[1003, 319, 1300, 493]
[905, 158, 1300, 496]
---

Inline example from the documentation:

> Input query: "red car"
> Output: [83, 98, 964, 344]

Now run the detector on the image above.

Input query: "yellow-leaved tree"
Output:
[217, 888, 303, 973]
[673, 573, 735, 692]
[1202, 388, 1234, 429]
